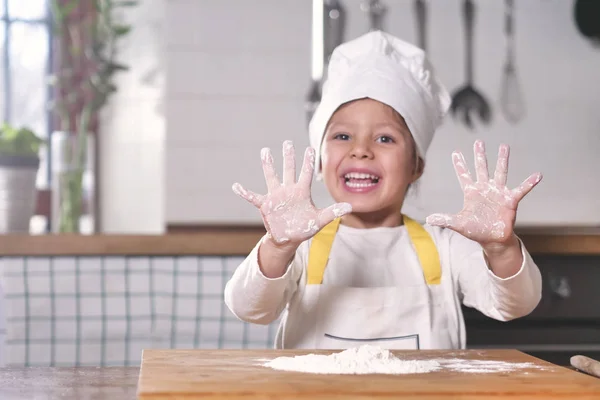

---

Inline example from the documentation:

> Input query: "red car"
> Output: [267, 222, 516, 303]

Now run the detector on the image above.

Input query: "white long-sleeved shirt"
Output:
[224, 223, 542, 349]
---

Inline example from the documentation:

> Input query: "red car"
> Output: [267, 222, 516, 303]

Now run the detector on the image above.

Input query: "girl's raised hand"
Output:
[426, 140, 542, 246]
[232, 141, 352, 245]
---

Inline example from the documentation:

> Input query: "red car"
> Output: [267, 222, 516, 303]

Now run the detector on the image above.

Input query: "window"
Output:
[1, 0, 52, 180]
[1, 0, 53, 232]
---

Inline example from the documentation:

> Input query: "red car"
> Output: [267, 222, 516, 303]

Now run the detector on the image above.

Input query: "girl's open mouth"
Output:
[342, 172, 381, 192]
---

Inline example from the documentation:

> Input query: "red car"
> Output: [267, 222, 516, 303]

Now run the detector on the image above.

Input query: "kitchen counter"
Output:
[1, 226, 600, 256]
[0, 367, 139, 400]
[0, 354, 596, 399]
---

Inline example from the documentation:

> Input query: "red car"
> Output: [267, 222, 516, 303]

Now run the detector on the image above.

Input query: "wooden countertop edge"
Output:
[0, 227, 600, 256]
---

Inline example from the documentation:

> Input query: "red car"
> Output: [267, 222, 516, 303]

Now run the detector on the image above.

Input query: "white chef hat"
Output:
[308, 30, 451, 175]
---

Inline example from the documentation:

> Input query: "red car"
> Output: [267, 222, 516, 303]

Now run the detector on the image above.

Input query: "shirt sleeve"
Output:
[448, 230, 542, 321]
[223, 235, 305, 325]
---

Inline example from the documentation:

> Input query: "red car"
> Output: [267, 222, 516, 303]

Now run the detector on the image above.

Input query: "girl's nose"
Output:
[350, 139, 374, 160]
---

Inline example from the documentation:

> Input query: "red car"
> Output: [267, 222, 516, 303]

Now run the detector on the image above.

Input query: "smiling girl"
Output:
[224, 31, 543, 350]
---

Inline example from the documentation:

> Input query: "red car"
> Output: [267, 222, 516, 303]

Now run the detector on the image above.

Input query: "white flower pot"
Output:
[0, 154, 40, 233]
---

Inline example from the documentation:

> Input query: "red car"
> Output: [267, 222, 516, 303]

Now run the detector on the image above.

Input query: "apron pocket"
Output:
[315, 285, 447, 350]
[323, 332, 420, 349]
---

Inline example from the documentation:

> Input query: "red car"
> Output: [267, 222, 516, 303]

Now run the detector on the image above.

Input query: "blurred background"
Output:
[0, 0, 599, 371]
[0, 0, 599, 235]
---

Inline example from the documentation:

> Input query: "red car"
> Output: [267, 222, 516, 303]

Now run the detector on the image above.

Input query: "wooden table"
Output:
[0, 367, 139, 400]
[2, 349, 600, 399]
[138, 349, 600, 399]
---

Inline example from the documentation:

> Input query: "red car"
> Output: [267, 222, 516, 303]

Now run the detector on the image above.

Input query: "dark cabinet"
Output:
[463, 255, 600, 366]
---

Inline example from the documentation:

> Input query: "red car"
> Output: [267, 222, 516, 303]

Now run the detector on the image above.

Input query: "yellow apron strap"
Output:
[307, 218, 341, 285]
[403, 215, 442, 285]
[307, 215, 441, 285]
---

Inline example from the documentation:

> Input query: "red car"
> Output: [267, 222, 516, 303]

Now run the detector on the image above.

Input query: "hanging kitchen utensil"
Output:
[499, 0, 525, 124]
[450, 0, 491, 130]
[414, 0, 427, 51]
[305, 0, 325, 126]
[324, 0, 346, 65]
[305, 82, 321, 126]
[574, 0, 600, 47]
[361, 0, 388, 32]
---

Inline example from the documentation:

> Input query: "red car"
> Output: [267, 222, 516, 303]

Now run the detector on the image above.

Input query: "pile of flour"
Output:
[262, 345, 441, 374]
[261, 345, 545, 375]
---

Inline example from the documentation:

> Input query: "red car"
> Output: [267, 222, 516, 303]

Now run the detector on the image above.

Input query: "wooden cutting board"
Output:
[136, 349, 600, 399]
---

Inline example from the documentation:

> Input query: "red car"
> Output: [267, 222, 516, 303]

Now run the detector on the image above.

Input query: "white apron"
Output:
[278, 215, 453, 350]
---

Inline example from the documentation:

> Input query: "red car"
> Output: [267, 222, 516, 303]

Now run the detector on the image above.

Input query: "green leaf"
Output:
[51, 0, 79, 24]
[108, 62, 130, 72]
[0, 124, 44, 156]
[115, 1, 139, 7]
[48, 0, 139, 125]
[112, 25, 132, 36]
[63, 0, 79, 17]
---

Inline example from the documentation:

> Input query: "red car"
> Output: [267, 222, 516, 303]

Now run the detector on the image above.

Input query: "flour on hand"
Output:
[261, 345, 441, 374]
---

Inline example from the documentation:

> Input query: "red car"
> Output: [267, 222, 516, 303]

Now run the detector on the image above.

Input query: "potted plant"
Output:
[49, 0, 137, 233]
[0, 124, 44, 233]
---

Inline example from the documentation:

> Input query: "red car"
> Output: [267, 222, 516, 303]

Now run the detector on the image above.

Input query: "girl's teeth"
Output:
[345, 181, 377, 188]
[344, 173, 379, 180]
[343, 172, 380, 187]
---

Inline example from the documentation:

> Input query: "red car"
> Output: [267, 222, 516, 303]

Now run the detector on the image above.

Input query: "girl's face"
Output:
[321, 98, 423, 222]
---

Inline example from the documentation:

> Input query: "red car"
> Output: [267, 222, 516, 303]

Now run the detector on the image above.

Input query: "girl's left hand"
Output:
[426, 140, 542, 246]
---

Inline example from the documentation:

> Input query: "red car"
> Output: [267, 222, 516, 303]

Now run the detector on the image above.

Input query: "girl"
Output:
[224, 31, 542, 350]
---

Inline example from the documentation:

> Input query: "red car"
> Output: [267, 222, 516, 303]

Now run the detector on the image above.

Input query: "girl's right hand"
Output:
[232, 140, 352, 246]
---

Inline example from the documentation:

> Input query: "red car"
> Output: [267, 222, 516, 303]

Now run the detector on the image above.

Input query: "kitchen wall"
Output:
[98, 0, 600, 232]
[98, 0, 166, 233]
[165, 0, 600, 228]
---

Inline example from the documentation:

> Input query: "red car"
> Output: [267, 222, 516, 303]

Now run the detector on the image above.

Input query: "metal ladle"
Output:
[450, 0, 491, 130]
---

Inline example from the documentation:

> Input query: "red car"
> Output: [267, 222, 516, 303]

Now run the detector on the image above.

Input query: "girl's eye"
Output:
[377, 135, 395, 144]
[333, 133, 350, 140]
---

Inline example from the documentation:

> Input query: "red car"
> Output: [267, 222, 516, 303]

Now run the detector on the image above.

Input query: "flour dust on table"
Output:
[260, 345, 549, 375]
[441, 358, 546, 374]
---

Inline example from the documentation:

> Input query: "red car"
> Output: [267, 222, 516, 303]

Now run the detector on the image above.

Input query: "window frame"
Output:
[1, 0, 55, 232]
